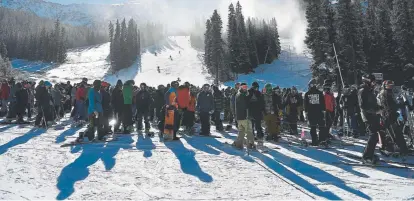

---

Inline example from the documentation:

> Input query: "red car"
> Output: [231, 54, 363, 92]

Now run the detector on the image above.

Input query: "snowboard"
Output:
[60, 138, 118, 147]
[163, 107, 175, 141]
[0, 120, 32, 125]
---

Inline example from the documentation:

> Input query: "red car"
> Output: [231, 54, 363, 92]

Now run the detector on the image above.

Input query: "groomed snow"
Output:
[0, 120, 413, 200]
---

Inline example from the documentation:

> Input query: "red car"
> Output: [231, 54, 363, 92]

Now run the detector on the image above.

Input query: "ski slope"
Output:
[0, 119, 413, 200]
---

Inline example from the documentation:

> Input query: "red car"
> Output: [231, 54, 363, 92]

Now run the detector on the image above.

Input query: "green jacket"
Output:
[123, 82, 133, 104]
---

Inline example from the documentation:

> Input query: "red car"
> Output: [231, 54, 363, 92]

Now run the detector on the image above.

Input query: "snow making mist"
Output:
[218, 0, 307, 53]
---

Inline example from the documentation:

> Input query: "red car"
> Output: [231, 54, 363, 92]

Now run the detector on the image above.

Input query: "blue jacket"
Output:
[88, 88, 103, 115]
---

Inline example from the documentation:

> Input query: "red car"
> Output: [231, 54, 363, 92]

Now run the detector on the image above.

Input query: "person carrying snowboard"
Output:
[135, 82, 153, 132]
[196, 84, 214, 136]
[304, 79, 327, 146]
[232, 83, 255, 149]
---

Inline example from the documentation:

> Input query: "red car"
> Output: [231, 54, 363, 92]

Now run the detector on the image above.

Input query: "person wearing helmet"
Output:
[197, 84, 214, 136]
[377, 80, 409, 155]
[285, 86, 301, 136]
[304, 78, 327, 146]
[359, 74, 382, 163]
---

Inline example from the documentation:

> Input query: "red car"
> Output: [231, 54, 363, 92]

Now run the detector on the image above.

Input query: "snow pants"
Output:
[113, 108, 123, 131]
[363, 116, 381, 159]
[182, 110, 195, 130]
[85, 113, 105, 141]
[251, 114, 264, 139]
[234, 120, 254, 147]
[122, 104, 133, 132]
[35, 105, 52, 126]
[213, 111, 223, 131]
[309, 113, 327, 144]
[199, 111, 210, 135]
[75, 100, 85, 121]
[264, 114, 280, 138]
[1, 99, 7, 114]
[136, 110, 150, 130]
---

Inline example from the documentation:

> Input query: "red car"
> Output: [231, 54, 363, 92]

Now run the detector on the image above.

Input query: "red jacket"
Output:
[177, 87, 190, 109]
[324, 92, 335, 112]
[0, 83, 10, 100]
[76, 87, 86, 101]
[188, 95, 196, 112]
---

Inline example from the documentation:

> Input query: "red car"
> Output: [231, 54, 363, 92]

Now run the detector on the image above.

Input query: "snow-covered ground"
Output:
[0, 119, 413, 200]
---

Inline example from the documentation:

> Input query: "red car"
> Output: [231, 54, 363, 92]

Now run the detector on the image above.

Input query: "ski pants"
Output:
[334, 107, 343, 127]
[35, 105, 52, 126]
[385, 121, 409, 154]
[234, 120, 254, 147]
[113, 108, 122, 131]
[102, 110, 110, 133]
[122, 104, 133, 131]
[287, 114, 298, 135]
[213, 111, 223, 131]
[309, 114, 327, 144]
[363, 117, 381, 159]
[325, 110, 335, 134]
[251, 115, 263, 139]
[264, 114, 280, 138]
[199, 111, 210, 135]
[75, 100, 85, 121]
[136, 110, 150, 130]
[1, 99, 7, 113]
[183, 110, 195, 129]
[85, 113, 104, 140]
[345, 111, 358, 136]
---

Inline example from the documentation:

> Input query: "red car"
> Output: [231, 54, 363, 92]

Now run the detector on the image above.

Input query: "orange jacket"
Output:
[324, 92, 335, 112]
[177, 86, 190, 109]
[188, 95, 196, 112]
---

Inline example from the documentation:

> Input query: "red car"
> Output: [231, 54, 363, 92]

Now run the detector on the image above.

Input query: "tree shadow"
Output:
[257, 149, 372, 200]
[0, 128, 46, 155]
[164, 140, 213, 183]
[135, 133, 156, 158]
[55, 127, 83, 143]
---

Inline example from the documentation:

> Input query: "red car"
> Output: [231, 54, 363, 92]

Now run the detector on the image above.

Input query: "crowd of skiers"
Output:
[0, 75, 413, 163]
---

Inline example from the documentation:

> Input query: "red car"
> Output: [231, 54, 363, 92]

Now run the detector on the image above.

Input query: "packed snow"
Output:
[0, 119, 413, 200]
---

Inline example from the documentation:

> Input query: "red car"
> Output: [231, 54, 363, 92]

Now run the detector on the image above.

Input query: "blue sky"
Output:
[46, 0, 128, 4]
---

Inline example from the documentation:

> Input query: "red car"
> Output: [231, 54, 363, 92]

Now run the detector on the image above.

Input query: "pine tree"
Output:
[0, 42, 7, 58]
[0, 55, 12, 79]
[392, 0, 414, 70]
[363, 0, 384, 73]
[204, 19, 212, 70]
[246, 18, 259, 68]
[267, 18, 281, 63]
[235, 1, 251, 72]
[227, 3, 239, 73]
[210, 10, 226, 83]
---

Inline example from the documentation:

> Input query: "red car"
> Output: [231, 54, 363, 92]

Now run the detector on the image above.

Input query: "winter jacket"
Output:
[285, 94, 300, 117]
[340, 89, 359, 115]
[88, 88, 103, 115]
[196, 91, 214, 113]
[111, 87, 123, 111]
[235, 91, 252, 120]
[177, 86, 190, 109]
[247, 88, 265, 117]
[213, 90, 224, 112]
[230, 89, 237, 114]
[377, 89, 399, 124]
[15, 88, 28, 109]
[76, 87, 86, 101]
[35, 86, 50, 108]
[123, 83, 133, 105]
[358, 84, 380, 122]
[101, 89, 111, 112]
[0, 83, 10, 100]
[324, 92, 335, 112]
[188, 95, 196, 112]
[165, 87, 178, 106]
[136, 89, 152, 112]
[263, 93, 279, 115]
[304, 87, 325, 117]
[51, 88, 63, 106]
[154, 89, 165, 108]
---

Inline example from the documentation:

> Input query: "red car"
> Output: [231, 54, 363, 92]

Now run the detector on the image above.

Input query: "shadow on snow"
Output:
[0, 128, 46, 155]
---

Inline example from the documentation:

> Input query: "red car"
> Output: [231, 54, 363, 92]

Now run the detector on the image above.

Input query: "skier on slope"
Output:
[135, 82, 153, 132]
[196, 84, 214, 136]
[232, 83, 255, 149]
[304, 79, 327, 146]
[112, 80, 124, 133]
[359, 74, 382, 164]
[51, 84, 64, 120]
[74, 83, 87, 124]
[154, 85, 165, 123]
[157, 66, 161, 73]
[377, 80, 409, 156]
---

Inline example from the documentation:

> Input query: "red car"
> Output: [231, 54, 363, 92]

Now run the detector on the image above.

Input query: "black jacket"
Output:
[16, 88, 28, 108]
[304, 87, 325, 117]
[213, 89, 224, 111]
[35, 86, 50, 108]
[340, 89, 359, 114]
[136, 90, 152, 112]
[235, 91, 252, 120]
[111, 87, 124, 111]
[197, 91, 214, 113]
[247, 88, 264, 116]
[154, 89, 165, 108]
[101, 89, 111, 112]
[358, 84, 380, 122]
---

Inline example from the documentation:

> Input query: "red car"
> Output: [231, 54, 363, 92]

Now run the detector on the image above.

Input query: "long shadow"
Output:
[55, 127, 83, 143]
[136, 133, 156, 158]
[260, 149, 372, 200]
[100, 134, 134, 171]
[164, 140, 213, 183]
[288, 145, 369, 178]
[56, 143, 105, 200]
[0, 128, 46, 155]
[334, 149, 414, 179]
[0, 124, 17, 133]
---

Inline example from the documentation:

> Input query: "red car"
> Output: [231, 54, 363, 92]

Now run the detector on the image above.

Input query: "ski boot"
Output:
[319, 141, 330, 149]
[362, 155, 379, 165]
